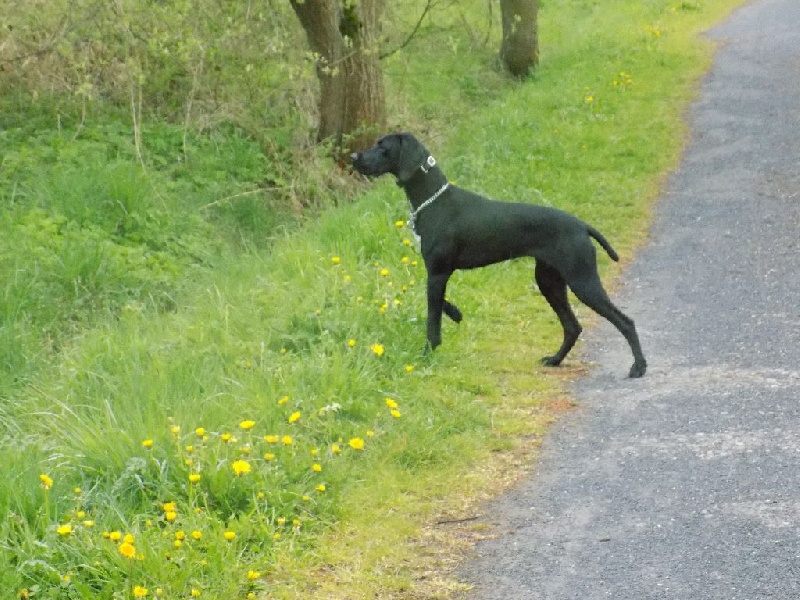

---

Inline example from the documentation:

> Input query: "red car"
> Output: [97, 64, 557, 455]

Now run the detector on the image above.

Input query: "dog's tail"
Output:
[587, 226, 619, 262]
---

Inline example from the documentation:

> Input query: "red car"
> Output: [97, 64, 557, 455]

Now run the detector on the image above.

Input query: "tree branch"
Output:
[379, 0, 437, 60]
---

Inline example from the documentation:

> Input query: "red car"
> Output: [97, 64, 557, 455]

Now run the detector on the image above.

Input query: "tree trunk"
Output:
[500, 0, 539, 78]
[289, 0, 386, 157]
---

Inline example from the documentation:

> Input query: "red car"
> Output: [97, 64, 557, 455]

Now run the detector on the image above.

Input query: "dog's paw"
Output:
[628, 362, 647, 378]
[422, 340, 439, 359]
[443, 303, 463, 323]
[540, 356, 562, 367]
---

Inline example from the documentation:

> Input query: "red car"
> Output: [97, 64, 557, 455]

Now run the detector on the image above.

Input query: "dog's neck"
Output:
[397, 156, 449, 209]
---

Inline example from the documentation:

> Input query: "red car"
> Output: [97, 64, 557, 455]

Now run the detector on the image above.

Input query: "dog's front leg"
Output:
[442, 300, 463, 323]
[425, 272, 451, 352]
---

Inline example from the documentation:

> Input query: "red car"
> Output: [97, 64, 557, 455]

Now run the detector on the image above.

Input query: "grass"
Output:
[0, 0, 747, 597]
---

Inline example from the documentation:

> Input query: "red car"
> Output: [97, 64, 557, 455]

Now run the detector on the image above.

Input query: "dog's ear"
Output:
[395, 133, 428, 185]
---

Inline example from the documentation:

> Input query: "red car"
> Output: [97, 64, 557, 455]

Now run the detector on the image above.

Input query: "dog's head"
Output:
[350, 133, 430, 184]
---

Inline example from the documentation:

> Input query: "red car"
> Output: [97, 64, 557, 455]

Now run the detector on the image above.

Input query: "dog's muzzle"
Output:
[350, 151, 368, 174]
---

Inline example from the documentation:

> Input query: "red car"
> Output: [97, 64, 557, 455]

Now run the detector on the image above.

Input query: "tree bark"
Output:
[289, 0, 386, 157]
[500, 0, 539, 78]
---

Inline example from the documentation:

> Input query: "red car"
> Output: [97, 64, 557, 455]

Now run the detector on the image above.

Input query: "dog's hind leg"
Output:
[535, 261, 582, 367]
[567, 272, 647, 378]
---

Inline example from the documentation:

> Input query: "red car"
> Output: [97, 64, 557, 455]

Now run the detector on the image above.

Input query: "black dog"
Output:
[351, 133, 647, 378]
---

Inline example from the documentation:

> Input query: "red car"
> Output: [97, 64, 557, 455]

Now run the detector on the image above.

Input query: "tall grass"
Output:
[0, 0, 746, 597]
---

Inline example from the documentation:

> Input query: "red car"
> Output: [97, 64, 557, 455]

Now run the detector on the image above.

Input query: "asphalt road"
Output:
[459, 1, 800, 598]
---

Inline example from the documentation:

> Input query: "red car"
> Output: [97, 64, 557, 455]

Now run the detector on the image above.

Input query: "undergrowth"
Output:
[0, 0, 747, 597]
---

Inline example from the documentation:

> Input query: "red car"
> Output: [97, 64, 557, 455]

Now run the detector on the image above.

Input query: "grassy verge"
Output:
[0, 0, 746, 598]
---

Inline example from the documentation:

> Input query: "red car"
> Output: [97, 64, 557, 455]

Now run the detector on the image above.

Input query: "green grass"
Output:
[0, 0, 746, 597]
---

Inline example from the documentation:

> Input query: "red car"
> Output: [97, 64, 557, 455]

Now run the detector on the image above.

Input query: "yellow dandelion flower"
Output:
[273, 532, 281, 540]
[385, 398, 398, 409]
[118, 541, 136, 559]
[370, 343, 385, 357]
[366, 430, 375, 437]
[264, 452, 276, 461]
[232, 460, 251, 476]
[170, 425, 181, 436]
[223, 531, 236, 541]
[391, 409, 402, 419]
[174, 539, 183, 549]
[277, 395, 289, 405]
[189, 473, 201, 484]
[191, 530, 202, 540]
[404, 364, 415, 373]
[264, 434, 279, 444]
[39, 474, 53, 490]
[401, 256, 410, 264]
[162, 502, 177, 513]
[82, 520, 95, 528]
[288, 411, 301, 424]
[239, 420, 256, 430]
[185, 445, 194, 453]
[165, 511, 178, 522]
[246, 570, 261, 580]
[379, 268, 389, 277]
[312, 463, 322, 472]
[277, 517, 286, 526]
[194, 427, 205, 437]
[175, 530, 186, 541]
[402, 238, 412, 246]
[109, 531, 122, 541]
[282, 435, 293, 446]
[190, 589, 201, 597]
[76, 510, 85, 519]
[331, 443, 341, 454]
[73, 487, 82, 495]
[240, 445, 251, 455]
[133, 586, 148, 597]
[348, 437, 365, 450]
[302, 495, 310, 502]
[221, 433, 232, 442]
[316, 484, 326, 492]
[141, 439, 154, 449]
[57, 524, 72, 536]
[123, 533, 134, 544]
[347, 338, 356, 348]
[331, 256, 341, 265]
